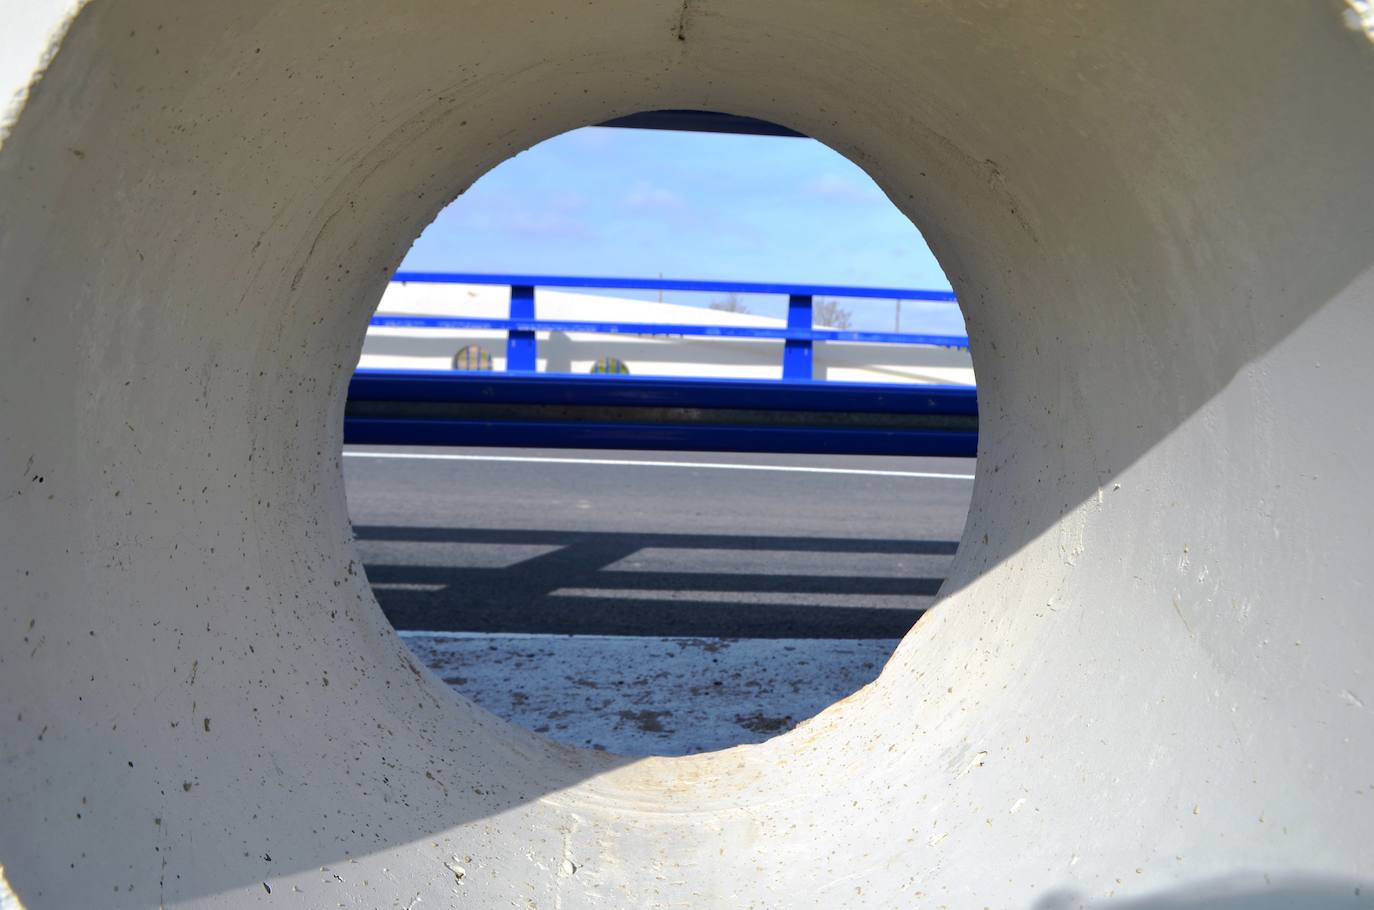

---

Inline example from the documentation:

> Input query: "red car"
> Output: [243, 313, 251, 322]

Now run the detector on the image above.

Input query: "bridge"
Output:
[2, 4, 1373, 909]
[350, 271, 977, 456]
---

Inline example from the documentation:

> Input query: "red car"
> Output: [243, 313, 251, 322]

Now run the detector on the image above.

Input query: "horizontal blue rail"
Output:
[345, 372, 978, 458]
[368, 315, 968, 349]
[391, 271, 958, 303]
[350, 371, 978, 415]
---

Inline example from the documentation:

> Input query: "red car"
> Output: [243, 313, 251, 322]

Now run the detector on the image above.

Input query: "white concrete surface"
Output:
[401, 631, 899, 756]
[364, 281, 977, 384]
[3, 3, 1374, 908]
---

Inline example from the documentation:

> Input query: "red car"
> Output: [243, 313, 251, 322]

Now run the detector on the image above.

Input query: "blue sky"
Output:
[399, 127, 961, 333]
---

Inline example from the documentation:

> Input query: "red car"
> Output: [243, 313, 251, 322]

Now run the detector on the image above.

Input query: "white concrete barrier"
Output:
[3, 3, 1373, 907]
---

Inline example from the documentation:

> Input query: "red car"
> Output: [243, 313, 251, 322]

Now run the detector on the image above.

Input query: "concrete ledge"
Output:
[400, 631, 900, 756]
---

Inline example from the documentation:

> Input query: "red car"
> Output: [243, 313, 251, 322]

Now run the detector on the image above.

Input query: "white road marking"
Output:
[353, 540, 563, 569]
[601, 547, 954, 577]
[370, 582, 448, 592]
[344, 450, 975, 481]
[546, 588, 929, 609]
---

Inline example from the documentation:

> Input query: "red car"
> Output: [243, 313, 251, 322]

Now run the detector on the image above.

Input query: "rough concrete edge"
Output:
[1346, 0, 1374, 40]
[0, 0, 88, 149]
[0, 864, 20, 910]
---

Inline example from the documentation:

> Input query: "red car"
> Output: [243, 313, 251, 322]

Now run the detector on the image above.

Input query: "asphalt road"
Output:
[344, 446, 974, 638]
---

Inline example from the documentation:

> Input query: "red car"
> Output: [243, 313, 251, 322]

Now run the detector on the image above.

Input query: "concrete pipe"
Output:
[3, 2, 1373, 907]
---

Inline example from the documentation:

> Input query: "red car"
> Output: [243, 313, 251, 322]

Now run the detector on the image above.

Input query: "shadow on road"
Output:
[353, 524, 958, 637]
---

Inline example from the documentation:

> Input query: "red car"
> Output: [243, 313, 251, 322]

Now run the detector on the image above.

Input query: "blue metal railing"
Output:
[350, 272, 977, 456]
[375, 272, 968, 381]
[346, 372, 978, 457]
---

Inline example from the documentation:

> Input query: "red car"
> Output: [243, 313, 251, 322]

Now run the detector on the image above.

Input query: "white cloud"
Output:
[566, 126, 617, 149]
[547, 191, 588, 213]
[499, 212, 591, 240]
[801, 173, 883, 204]
[623, 182, 686, 211]
[440, 195, 592, 240]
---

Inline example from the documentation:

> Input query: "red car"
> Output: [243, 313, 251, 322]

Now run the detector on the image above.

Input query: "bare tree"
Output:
[709, 292, 751, 314]
[813, 299, 854, 329]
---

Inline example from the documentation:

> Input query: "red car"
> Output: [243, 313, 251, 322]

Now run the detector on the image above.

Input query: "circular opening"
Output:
[14, 6, 1371, 906]
[347, 115, 976, 756]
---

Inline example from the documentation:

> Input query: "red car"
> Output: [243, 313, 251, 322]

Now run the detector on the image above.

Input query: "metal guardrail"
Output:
[352, 273, 977, 456]
[346, 372, 978, 457]
[379, 272, 968, 381]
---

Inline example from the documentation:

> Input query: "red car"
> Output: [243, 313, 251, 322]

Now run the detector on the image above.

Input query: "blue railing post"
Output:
[782, 294, 814, 380]
[506, 284, 537, 372]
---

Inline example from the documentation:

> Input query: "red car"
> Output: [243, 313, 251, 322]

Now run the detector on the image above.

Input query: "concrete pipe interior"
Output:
[3, 3, 1373, 908]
